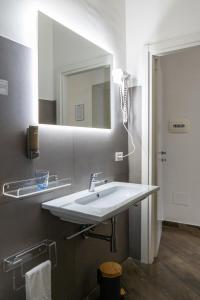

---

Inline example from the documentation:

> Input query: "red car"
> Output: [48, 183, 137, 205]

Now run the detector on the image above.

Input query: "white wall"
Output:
[0, 0, 36, 48]
[126, 0, 200, 81]
[0, 0, 126, 68]
[157, 46, 200, 226]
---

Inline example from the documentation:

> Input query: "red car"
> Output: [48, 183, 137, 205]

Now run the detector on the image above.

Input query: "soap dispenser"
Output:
[27, 125, 39, 159]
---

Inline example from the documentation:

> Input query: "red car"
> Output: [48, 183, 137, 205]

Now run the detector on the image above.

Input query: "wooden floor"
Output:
[122, 226, 200, 300]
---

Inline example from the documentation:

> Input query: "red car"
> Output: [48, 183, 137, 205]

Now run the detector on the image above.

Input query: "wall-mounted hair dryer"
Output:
[112, 68, 135, 158]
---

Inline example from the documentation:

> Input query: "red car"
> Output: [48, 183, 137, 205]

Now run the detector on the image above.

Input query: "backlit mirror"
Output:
[38, 12, 112, 129]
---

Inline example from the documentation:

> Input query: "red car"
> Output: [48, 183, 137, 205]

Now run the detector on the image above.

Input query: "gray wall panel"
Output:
[0, 36, 129, 300]
[39, 99, 56, 124]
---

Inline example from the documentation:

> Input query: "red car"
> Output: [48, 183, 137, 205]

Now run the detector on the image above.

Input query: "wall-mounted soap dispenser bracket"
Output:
[3, 239, 57, 291]
[3, 175, 72, 199]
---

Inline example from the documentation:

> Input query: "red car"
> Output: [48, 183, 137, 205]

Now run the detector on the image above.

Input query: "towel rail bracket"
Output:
[2, 239, 57, 292]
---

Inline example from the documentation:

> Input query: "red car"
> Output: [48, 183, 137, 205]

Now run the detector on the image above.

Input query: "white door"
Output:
[155, 48, 200, 226]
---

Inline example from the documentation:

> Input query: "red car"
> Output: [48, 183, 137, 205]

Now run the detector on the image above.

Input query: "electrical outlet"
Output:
[115, 152, 123, 161]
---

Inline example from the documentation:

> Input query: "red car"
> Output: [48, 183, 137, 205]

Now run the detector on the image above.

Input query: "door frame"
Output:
[56, 55, 113, 125]
[141, 32, 200, 263]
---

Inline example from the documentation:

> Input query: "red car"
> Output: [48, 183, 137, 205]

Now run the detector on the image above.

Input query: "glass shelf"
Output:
[3, 175, 72, 199]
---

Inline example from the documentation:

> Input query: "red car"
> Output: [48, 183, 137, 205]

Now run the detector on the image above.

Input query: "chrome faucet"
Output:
[89, 172, 107, 192]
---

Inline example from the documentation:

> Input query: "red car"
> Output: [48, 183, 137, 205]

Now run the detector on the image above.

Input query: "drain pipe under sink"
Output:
[83, 216, 117, 253]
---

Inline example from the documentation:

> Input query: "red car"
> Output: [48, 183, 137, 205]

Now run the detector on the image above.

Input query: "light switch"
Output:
[75, 104, 84, 121]
[0, 79, 8, 96]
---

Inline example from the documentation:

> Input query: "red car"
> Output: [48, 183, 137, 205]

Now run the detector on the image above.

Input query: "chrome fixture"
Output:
[158, 150, 167, 163]
[112, 68, 136, 158]
[65, 217, 118, 253]
[83, 217, 117, 252]
[66, 224, 97, 240]
[89, 172, 107, 192]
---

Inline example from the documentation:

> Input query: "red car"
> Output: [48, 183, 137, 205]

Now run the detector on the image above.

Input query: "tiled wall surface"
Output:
[0, 36, 129, 300]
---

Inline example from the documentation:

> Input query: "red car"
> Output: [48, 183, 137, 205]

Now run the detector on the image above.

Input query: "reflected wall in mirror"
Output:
[38, 12, 112, 129]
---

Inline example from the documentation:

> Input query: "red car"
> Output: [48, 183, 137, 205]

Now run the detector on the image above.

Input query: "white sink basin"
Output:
[42, 182, 159, 224]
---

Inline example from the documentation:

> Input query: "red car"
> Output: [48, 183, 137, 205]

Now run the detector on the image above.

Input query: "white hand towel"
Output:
[25, 260, 51, 300]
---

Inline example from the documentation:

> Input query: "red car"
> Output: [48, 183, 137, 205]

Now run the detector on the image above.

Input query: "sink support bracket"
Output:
[83, 217, 117, 253]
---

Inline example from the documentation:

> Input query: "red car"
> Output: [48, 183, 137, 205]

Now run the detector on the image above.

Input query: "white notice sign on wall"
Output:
[0, 79, 8, 96]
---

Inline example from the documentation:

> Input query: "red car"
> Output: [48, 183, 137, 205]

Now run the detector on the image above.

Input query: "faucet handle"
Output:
[92, 172, 103, 178]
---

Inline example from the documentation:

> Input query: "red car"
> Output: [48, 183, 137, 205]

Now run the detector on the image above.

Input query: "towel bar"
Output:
[3, 240, 57, 291]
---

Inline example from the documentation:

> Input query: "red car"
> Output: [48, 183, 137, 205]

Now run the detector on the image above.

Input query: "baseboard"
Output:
[163, 220, 200, 236]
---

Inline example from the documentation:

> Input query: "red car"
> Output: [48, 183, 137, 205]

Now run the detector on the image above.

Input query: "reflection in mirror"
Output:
[38, 12, 112, 129]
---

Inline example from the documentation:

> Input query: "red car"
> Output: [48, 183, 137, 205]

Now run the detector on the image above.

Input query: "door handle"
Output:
[161, 158, 167, 162]
[158, 151, 166, 155]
